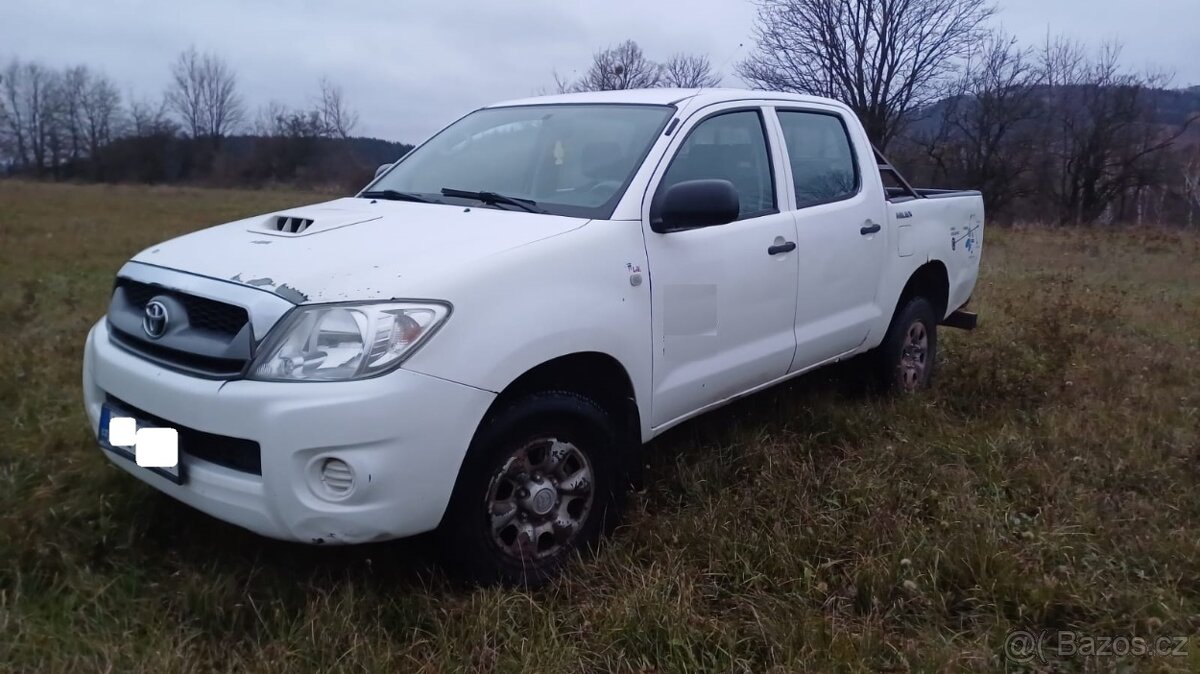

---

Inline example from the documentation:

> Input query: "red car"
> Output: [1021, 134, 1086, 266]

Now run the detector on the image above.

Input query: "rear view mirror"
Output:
[651, 179, 740, 233]
[375, 163, 392, 179]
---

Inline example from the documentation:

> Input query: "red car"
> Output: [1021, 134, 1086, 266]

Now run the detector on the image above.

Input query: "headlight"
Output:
[249, 301, 450, 381]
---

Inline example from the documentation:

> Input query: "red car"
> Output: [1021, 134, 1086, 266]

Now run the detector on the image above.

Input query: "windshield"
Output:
[365, 104, 674, 219]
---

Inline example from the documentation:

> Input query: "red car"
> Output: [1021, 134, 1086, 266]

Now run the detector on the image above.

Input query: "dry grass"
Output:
[1, 180, 1199, 673]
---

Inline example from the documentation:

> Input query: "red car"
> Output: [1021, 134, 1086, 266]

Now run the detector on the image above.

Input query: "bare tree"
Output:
[317, 78, 358, 139]
[166, 47, 245, 145]
[3, 61, 59, 175]
[252, 100, 288, 137]
[738, 0, 995, 149]
[254, 100, 323, 138]
[1, 60, 29, 169]
[195, 49, 243, 140]
[80, 72, 121, 170]
[1, 60, 125, 177]
[1034, 38, 1198, 224]
[566, 40, 663, 92]
[42, 69, 71, 175]
[121, 93, 180, 183]
[554, 42, 725, 93]
[128, 94, 174, 137]
[166, 49, 205, 138]
[661, 53, 722, 88]
[58, 66, 91, 165]
[549, 70, 576, 95]
[0, 76, 8, 171]
[253, 79, 358, 140]
[1183, 149, 1200, 227]
[916, 32, 1042, 214]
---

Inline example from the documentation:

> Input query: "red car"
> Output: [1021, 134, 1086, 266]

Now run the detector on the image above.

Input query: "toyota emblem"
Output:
[142, 300, 169, 339]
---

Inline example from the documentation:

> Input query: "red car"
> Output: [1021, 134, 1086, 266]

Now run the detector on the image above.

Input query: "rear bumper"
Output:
[83, 320, 496, 544]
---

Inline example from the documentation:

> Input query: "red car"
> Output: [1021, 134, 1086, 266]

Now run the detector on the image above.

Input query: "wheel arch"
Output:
[894, 260, 950, 322]
[479, 351, 641, 449]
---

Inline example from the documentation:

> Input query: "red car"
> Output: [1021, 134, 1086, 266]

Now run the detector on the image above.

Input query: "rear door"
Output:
[771, 107, 889, 371]
[641, 105, 799, 427]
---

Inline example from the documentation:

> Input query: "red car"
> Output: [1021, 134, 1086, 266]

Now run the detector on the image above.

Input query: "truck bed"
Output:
[885, 187, 982, 202]
[886, 190, 984, 321]
[874, 147, 982, 203]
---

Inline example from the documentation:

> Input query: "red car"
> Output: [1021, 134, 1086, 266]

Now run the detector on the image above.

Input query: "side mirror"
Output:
[374, 163, 392, 179]
[651, 179, 740, 233]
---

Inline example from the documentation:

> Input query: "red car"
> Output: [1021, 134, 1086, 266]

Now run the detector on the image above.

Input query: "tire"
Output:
[436, 391, 626, 586]
[876, 296, 939, 393]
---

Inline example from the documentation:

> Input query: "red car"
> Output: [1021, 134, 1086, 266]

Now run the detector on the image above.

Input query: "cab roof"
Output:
[486, 88, 846, 112]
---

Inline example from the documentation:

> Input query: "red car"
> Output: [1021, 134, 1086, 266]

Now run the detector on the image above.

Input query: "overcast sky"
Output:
[4, 0, 1197, 143]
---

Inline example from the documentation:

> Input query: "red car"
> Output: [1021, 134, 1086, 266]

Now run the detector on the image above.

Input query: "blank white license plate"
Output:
[98, 403, 185, 484]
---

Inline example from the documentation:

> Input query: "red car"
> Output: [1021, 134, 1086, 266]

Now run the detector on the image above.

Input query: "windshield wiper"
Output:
[359, 189, 436, 204]
[440, 188, 546, 214]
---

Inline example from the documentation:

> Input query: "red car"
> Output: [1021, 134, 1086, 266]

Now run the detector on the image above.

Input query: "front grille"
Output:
[117, 279, 248, 337]
[109, 329, 247, 377]
[108, 278, 255, 378]
[108, 395, 262, 475]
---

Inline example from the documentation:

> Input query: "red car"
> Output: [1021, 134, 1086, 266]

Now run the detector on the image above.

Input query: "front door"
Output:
[642, 106, 799, 427]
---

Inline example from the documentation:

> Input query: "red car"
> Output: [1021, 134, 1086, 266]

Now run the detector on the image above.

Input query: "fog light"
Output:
[319, 458, 354, 498]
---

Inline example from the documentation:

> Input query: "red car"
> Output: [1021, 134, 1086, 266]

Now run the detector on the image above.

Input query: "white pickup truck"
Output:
[83, 88, 983, 584]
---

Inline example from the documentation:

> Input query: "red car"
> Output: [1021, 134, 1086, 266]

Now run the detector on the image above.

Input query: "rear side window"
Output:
[659, 110, 776, 221]
[777, 111, 859, 208]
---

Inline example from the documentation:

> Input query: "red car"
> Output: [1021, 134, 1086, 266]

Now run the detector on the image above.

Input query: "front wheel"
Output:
[436, 391, 625, 586]
[876, 296, 939, 392]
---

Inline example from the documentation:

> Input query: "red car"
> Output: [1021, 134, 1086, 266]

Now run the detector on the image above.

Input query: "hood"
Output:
[131, 198, 588, 303]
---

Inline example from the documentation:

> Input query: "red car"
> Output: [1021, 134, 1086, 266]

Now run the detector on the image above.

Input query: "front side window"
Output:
[658, 110, 777, 221]
[368, 104, 673, 219]
[777, 111, 859, 208]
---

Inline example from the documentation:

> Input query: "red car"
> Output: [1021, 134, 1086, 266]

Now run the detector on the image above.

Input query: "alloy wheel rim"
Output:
[899, 320, 929, 391]
[485, 437, 594, 561]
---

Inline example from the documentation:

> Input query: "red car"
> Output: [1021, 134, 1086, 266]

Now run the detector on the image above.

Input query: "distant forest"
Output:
[70, 132, 413, 190]
[1, 49, 412, 191]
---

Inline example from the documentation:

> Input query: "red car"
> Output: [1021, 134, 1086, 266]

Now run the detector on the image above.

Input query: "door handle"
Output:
[860, 222, 882, 235]
[768, 241, 797, 255]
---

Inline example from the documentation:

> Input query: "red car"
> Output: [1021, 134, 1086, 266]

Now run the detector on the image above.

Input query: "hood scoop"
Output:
[252, 207, 381, 238]
[273, 215, 314, 234]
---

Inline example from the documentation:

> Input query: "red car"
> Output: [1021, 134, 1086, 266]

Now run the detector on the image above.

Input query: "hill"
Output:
[909, 85, 1200, 135]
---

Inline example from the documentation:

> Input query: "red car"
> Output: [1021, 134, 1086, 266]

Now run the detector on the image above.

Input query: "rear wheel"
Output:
[437, 391, 624, 586]
[876, 296, 938, 392]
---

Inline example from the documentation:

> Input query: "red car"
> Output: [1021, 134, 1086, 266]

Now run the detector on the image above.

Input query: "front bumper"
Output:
[83, 320, 495, 544]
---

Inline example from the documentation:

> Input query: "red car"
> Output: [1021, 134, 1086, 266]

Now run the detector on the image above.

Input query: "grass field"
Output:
[1, 180, 1199, 672]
